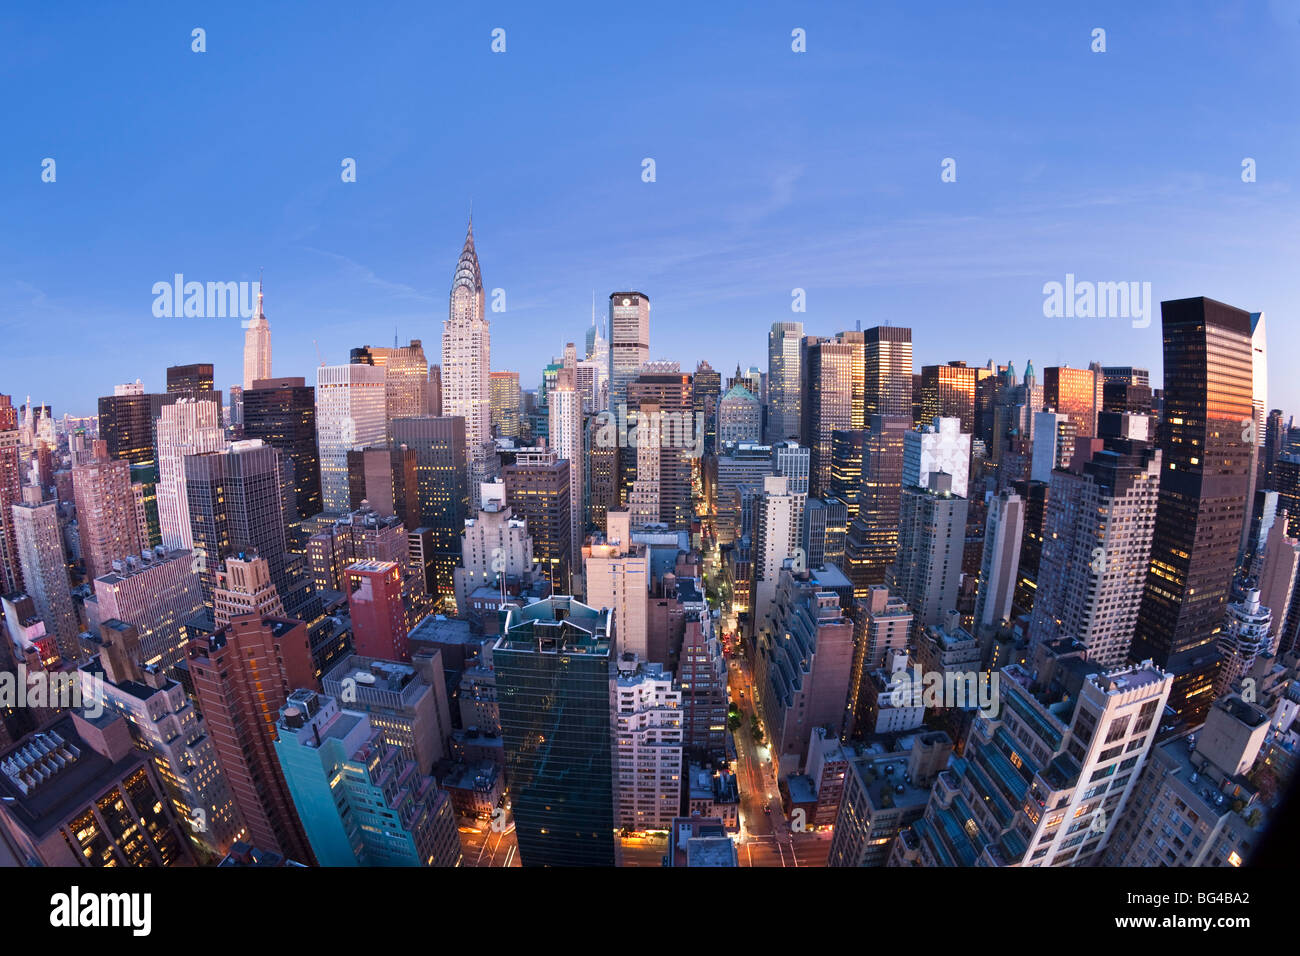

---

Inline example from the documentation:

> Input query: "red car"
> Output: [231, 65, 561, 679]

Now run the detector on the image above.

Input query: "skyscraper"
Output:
[88, 547, 206, 677]
[1043, 365, 1102, 438]
[494, 596, 616, 867]
[503, 447, 571, 594]
[11, 486, 80, 660]
[345, 559, 409, 662]
[1029, 440, 1162, 668]
[242, 279, 272, 390]
[443, 219, 492, 498]
[241, 377, 322, 521]
[766, 321, 803, 444]
[184, 439, 318, 623]
[187, 615, 317, 863]
[274, 688, 461, 866]
[73, 439, 144, 582]
[351, 340, 430, 435]
[315, 363, 387, 514]
[887, 473, 968, 631]
[609, 292, 650, 416]
[864, 325, 913, 420]
[843, 415, 910, 595]
[627, 369, 696, 531]
[582, 510, 649, 660]
[548, 367, 585, 561]
[392, 416, 468, 607]
[612, 656, 683, 831]
[489, 370, 522, 438]
[973, 489, 1024, 631]
[1132, 297, 1254, 723]
[0, 394, 22, 595]
[919, 362, 981, 434]
[156, 398, 227, 550]
[800, 336, 854, 498]
[752, 475, 804, 629]
[166, 363, 215, 396]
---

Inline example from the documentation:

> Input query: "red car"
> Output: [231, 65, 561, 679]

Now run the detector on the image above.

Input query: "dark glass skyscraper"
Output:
[1132, 297, 1254, 724]
[494, 597, 615, 867]
[242, 377, 322, 521]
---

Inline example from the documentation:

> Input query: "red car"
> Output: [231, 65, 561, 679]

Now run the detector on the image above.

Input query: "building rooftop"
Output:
[0, 716, 147, 840]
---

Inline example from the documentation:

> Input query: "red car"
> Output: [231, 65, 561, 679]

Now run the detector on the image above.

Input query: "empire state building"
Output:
[243, 278, 272, 389]
[442, 217, 492, 496]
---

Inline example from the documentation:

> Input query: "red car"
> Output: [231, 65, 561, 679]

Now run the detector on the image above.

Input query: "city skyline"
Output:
[3, 2, 1299, 415]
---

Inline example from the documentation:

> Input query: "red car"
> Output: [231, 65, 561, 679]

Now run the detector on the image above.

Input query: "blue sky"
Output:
[3, 0, 1298, 417]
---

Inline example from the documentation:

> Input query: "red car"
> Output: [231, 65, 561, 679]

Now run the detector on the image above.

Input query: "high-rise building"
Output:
[1031, 410, 1076, 483]
[678, 611, 727, 759]
[1043, 365, 1102, 438]
[242, 279, 272, 390]
[427, 364, 442, 417]
[800, 336, 854, 498]
[893, 659, 1172, 867]
[692, 361, 722, 456]
[718, 383, 761, 446]
[1213, 589, 1273, 698]
[454, 479, 535, 612]
[754, 568, 855, 776]
[79, 619, 241, 857]
[846, 585, 913, 734]
[96, 391, 155, 466]
[829, 733, 951, 867]
[345, 559, 409, 661]
[752, 475, 804, 629]
[864, 326, 913, 420]
[887, 473, 968, 631]
[73, 439, 144, 582]
[167, 363, 215, 396]
[612, 656, 683, 831]
[490, 370, 522, 439]
[1029, 440, 1162, 668]
[609, 292, 650, 416]
[346, 444, 418, 529]
[493, 596, 616, 867]
[443, 220, 493, 497]
[211, 554, 285, 628]
[627, 370, 696, 531]
[274, 688, 461, 866]
[0, 395, 23, 595]
[903, 417, 971, 500]
[766, 321, 803, 444]
[0, 711, 195, 867]
[549, 368, 586, 561]
[321, 652, 453, 773]
[242, 377, 322, 521]
[919, 362, 981, 434]
[1256, 515, 1299, 652]
[88, 547, 206, 677]
[504, 447, 572, 594]
[183, 440, 319, 624]
[315, 364, 387, 514]
[393, 416, 468, 607]
[843, 416, 911, 597]
[11, 487, 80, 660]
[352, 340, 430, 435]
[1133, 297, 1255, 723]
[1010, 478, 1050, 620]
[582, 510, 649, 660]
[156, 398, 227, 550]
[1104, 694, 1272, 867]
[973, 489, 1024, 632]
[186, 615, 318, 863]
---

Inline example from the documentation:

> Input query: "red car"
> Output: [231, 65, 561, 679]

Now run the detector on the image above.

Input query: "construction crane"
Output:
[314, 340, 325, 367]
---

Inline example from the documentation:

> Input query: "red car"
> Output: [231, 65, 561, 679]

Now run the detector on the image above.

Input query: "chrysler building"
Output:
[442, 217, 492, 497]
